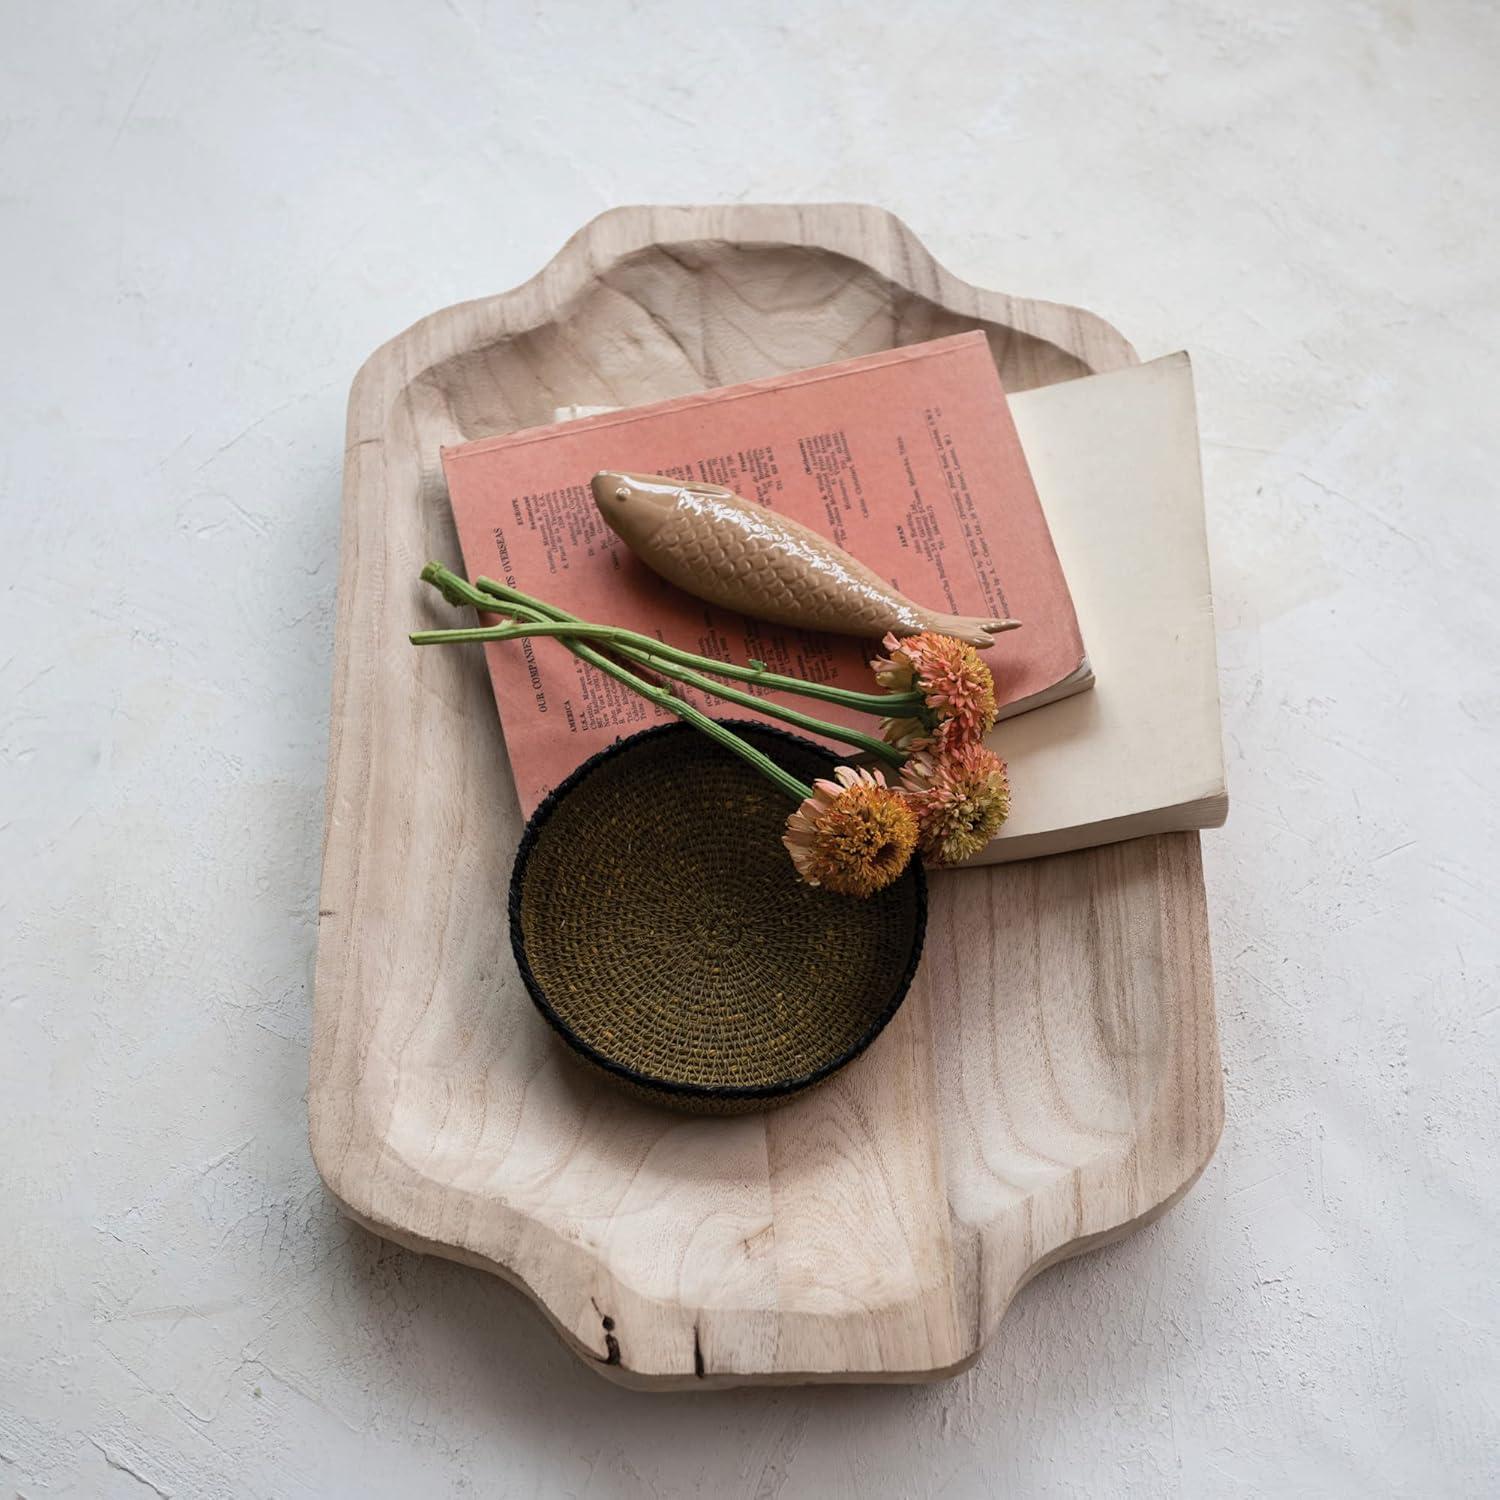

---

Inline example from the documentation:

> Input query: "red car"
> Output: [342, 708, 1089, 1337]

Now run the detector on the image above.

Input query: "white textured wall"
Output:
[2, 1, 1496, 1495]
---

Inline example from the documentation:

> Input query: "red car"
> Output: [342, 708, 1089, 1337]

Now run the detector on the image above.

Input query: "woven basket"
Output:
[508, 720, 927, 1114]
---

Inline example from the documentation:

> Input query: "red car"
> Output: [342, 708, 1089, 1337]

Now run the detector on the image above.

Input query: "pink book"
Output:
[440, 332, 1090, 816]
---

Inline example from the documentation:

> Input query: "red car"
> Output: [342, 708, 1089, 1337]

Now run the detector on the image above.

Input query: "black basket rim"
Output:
[507, 717, 927, 1102]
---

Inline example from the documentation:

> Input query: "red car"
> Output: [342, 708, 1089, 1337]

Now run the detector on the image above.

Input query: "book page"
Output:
[972, 353, 1227, 861]
[440, 333, 1086, 817]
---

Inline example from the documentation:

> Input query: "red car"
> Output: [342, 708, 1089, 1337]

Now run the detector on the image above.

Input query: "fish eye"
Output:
[614, 485, 631, 503]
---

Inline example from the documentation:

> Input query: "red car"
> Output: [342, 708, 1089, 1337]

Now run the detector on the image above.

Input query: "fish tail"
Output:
[911, 612, 1023, 649]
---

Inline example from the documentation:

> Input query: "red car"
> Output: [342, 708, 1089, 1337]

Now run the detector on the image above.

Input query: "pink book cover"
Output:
[439, 331, 1088, 817]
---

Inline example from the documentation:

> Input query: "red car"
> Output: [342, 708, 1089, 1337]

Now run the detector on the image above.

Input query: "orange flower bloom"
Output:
[783, 765, 919, 897]
[871, 631, 998, 747]
[900, 742, 1011, 866]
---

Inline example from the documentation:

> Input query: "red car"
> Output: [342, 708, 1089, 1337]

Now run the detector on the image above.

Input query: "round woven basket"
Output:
[508, 719, 927, 1114]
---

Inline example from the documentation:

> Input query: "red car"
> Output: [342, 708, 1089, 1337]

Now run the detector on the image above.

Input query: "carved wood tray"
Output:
[309, 204, 1222, 1388]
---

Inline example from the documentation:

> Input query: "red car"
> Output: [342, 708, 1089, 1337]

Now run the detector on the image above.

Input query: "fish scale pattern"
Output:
[650, 495, 924, 636]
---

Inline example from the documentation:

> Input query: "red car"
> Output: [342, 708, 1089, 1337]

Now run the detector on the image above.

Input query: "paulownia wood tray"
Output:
[309, 204, 1222, 1388]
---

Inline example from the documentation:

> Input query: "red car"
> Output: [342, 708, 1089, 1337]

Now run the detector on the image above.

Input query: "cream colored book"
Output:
[972, 351, 1227, 863]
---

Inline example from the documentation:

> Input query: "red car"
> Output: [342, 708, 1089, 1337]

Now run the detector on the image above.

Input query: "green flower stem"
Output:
[563, 638, 813, 804]
[617, 654, 906, 769]
[415, 563, 811, 802]
[420, 562, 545, 618]
[470, 575, 925, 716]
[417, 562, 911, 765]
[415, 565, 905, 769]
[413, 618, 906, 769]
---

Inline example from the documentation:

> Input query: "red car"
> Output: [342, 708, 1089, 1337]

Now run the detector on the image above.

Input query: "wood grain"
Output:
[309, 203, 1222, 1387]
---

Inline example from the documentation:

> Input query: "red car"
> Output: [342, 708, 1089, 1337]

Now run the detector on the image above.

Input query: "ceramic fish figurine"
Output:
[590, 470, 1019, 648]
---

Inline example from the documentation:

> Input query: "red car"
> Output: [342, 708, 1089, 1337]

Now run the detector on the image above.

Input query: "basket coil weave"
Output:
[508, 720, 927, 1113]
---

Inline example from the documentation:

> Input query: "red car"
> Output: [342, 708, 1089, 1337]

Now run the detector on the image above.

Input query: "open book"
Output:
[440, 333, 1090, 817]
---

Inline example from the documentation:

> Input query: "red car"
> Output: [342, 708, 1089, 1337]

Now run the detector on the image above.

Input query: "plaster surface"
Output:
[2, 1, 1496, 1494]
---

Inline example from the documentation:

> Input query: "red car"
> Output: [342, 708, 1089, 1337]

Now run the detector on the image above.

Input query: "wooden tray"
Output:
[309, 204, 1222, 1388]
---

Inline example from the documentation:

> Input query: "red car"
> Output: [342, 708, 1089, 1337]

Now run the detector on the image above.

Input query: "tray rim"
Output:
[342, 202, 1138, 447]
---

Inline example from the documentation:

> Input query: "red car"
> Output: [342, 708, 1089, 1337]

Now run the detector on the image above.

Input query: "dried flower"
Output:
[900, 742, 1011, 866]
[871, 632, 997, 746]
[876, 715, 933, 754]
[783, 765, 919, 897]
